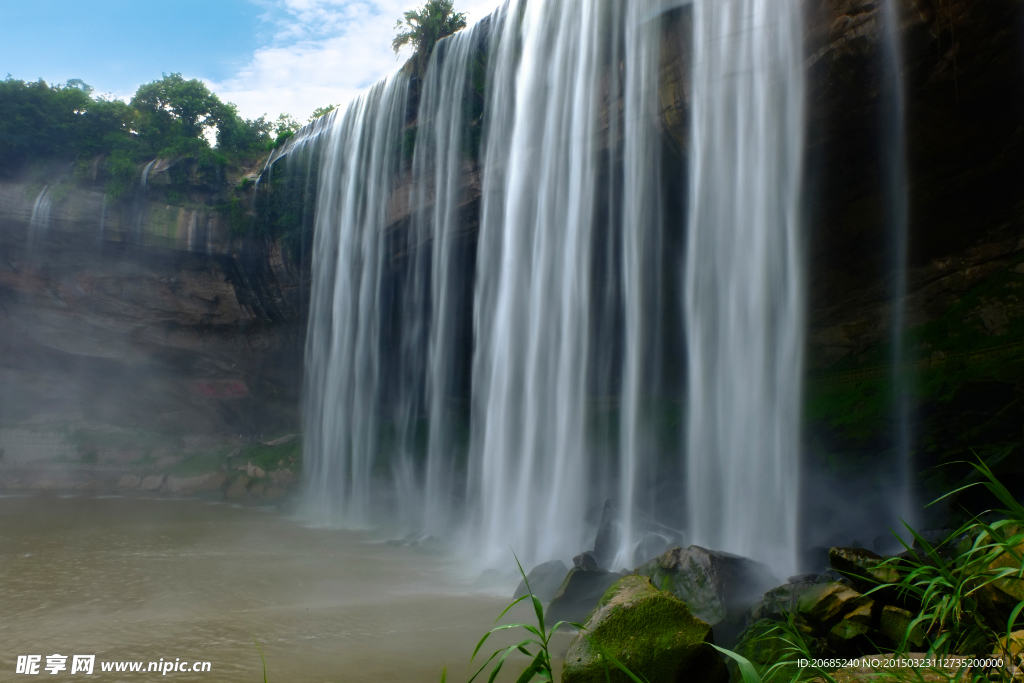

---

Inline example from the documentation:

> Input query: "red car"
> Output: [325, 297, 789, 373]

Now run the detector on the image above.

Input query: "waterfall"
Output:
[469, 0, 666, 569]
[297, 0, 808, 572]
[882, 0, 914, 533]
[141, 159, 156, 188]
[28, 185, 53, 249]
[187, 211, 197, 252]
[301, 72, 411, 526]
[684, 0, 806, 575]
[98, 196, 107, 244]
[405, 20, 489, 535]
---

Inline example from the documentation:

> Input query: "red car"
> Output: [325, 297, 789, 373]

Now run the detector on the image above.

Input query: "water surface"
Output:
[0, 496, 564, 682]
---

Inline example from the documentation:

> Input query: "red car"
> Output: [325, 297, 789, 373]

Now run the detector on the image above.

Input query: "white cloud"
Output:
[209, 0, 504, 123]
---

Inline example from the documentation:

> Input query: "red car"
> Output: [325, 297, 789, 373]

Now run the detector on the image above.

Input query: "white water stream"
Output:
[684, 0, 806, 575]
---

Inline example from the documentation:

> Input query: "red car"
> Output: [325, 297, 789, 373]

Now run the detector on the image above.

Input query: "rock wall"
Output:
[0, 157, 308, 478]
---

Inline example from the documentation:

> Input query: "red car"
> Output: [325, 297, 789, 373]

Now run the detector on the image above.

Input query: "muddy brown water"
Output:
[0, 495, 572, 682]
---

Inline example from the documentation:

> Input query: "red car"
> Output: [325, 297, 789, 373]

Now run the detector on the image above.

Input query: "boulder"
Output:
[246, 462, 266, 479]
[635, 545, 778, 647]
[166, 472, 227, 494]
[573, 552, 600, 571]
[546, 567, 622, 626]
[562, 575, 727, 683]
[225, 475, 251, 499]
[513, 559, 569, 602]
[263, 485, 287, 500]
[748, 577, 818, 623]
[825, 618, 874, 656]
[116, 474, 141, 489]
[139, 474, 165, 491]
[591, 499, 619, 569]
[794, 582, 865, 630]
[878, 605, 923, 647]
[270, 468, 295, 487]
[829, 547, 901, 587]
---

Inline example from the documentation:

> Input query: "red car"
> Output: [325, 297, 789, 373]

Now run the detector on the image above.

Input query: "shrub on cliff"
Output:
[392, 0, 468, 73]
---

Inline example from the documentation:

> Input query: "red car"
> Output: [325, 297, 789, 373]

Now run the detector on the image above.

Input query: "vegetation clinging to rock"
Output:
[392, 0, 468, 72]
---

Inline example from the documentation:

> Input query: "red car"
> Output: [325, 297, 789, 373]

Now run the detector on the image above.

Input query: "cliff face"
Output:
[3, 0, 1022, 494]
[0, 158, 307, 458]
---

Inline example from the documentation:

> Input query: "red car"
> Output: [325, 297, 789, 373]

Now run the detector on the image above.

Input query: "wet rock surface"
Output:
[513, 559, 569, 602]
[635, 545, 778, 647]
[562, 575, 727, 683]
[546, 566, 623, 627]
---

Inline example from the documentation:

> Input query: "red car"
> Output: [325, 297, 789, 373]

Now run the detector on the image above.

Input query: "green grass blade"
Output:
[513, 653, 546, 683]
[440, 667, 447, 683]
[471, 630, 494, 662]
[253, 639, 268, 683]
[487, 640, 539, 683]
[495, 594, 530, 622]
[711, 644, 762, 683]
[1008, 600, 1024, 634]
[532, 595, 546, 635]
[970, 456, 1024, 520]
[579, 634, 649, 683]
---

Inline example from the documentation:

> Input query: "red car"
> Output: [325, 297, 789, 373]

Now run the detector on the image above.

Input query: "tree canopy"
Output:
[0, 73, 293, 176]
[392, 0, 467, 70]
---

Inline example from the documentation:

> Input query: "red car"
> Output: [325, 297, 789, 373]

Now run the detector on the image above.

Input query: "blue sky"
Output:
[1, 0, 502, 122]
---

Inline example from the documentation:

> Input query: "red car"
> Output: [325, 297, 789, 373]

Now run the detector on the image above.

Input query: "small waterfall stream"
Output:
[27, 185, 53, 249]
[882, 0, 914, 534]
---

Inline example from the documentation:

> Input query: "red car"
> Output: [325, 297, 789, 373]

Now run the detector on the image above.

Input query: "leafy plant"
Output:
[393, 0, 467, 72]
[309, 104, 339, 122]
[869, 457, 1024, 658]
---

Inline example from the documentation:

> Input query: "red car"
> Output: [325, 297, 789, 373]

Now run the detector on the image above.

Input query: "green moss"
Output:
[238, 437, 302, 473]
[564, 575, 717, 683]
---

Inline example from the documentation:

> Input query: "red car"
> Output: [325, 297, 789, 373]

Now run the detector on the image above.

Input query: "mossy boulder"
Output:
[748, 578, 819, 623]
[562, 575, 728, 683]
[877, 605, 924, 648]
[794, 582, 864, 630]
[828, 548, 902, 588]
[635, 545, 777, 647]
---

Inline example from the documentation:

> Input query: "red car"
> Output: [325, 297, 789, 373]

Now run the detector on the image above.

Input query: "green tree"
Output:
[131, 72, 223, 153]
[274, 113, 300, 137]
[309, 104, 338, 122]
[0, 77, 117, 167]
[216, 102, 273, 155]
[392, 0, 467, 71]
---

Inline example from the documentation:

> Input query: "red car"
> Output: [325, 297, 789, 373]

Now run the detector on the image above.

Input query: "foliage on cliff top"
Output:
[0, 74, 297, 196]
[393, 0, 467, 72]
